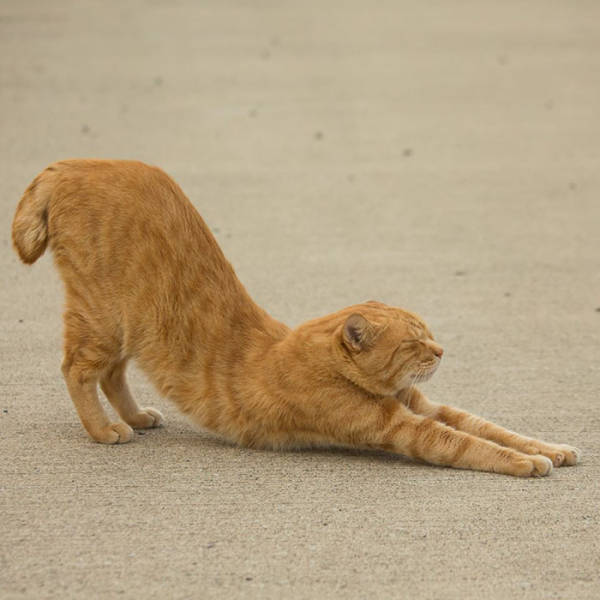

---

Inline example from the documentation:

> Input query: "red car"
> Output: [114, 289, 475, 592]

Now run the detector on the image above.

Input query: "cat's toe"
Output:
[141, 407, 164, 427]
[128, 407, 164, 429]
[531, 455, 553, 477]
[94, 422, 134, 444]
[548, 450, 566, 467]
[523, 443, 581, 467]
[557, 445, 581, 466]
[542, 444, 580, 467]
[512, 454, 552, 477]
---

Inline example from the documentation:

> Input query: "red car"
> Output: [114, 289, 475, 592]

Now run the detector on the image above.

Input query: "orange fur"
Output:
[12, 160, 580, 476]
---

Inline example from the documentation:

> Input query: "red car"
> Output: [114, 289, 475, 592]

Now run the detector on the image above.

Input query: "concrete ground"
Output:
[1, 1, 599, 598]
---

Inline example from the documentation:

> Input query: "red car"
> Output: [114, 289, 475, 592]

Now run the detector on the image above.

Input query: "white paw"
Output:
[556, 444, 581, 466]
[128, 407, 164, 429]
[531, 455, 553, 477]
[94, 422, 134, 444]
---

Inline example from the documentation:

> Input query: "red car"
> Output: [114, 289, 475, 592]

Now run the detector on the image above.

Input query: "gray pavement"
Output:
[1, 1, 599, 598]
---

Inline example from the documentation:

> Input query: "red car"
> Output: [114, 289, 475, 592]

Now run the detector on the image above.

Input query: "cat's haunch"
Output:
[12, 160, 580, 476]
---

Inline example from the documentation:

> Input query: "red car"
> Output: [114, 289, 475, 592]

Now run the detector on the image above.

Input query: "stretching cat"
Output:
[12, 160, 580, 477]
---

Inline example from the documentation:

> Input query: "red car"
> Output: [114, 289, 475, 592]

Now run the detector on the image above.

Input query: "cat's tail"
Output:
[12, 164, 60, 264]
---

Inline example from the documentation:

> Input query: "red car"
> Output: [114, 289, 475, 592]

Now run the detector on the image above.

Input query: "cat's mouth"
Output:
[411, 361, 440, 384]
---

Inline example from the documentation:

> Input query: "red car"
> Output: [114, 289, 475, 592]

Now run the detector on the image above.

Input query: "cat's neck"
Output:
[254, 322, 352, 399]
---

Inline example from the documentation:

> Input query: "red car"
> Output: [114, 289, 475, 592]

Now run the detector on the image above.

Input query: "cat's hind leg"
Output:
[100, 359, 164, 430]
[61, 310, 133, 444]
[400, 388, 580, 467]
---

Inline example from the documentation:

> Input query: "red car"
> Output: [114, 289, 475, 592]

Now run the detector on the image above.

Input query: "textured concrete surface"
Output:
[1, 1, 599, 598]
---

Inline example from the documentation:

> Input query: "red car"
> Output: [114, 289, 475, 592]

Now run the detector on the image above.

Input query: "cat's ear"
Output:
[342, 313, 374, 352]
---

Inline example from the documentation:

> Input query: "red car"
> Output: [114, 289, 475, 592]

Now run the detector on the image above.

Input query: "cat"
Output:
[12, 159, 580, 477]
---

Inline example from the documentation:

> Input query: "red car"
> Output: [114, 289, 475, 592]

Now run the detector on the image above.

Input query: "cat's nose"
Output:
[431, 344, 444, 358]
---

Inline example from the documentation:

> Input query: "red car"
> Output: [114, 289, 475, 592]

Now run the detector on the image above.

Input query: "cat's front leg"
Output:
[398, 388, 581, 468]
[379, 404, 552, 477]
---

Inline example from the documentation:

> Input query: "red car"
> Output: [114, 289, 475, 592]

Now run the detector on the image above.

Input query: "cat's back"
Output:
[46, 159, 215, 275]
[33, 158, 242, 338]
[14, 158, 273, 385]
[48, 159, 197, 240]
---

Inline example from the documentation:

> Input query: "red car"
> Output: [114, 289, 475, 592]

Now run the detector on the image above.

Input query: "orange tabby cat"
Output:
[12, 160, 580, 477]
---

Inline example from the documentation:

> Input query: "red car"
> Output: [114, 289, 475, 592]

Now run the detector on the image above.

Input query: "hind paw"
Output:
[92, 422, 134, 444]
[126, 407, 164, 429]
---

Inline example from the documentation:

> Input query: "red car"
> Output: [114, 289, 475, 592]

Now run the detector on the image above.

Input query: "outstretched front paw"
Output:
[513, 454, 553, 477]
[550, 444, 581, 467]
[524, 443, 581, 467]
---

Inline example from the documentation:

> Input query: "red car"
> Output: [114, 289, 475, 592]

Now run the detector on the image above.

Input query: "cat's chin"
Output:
[410, 363, 439, 385]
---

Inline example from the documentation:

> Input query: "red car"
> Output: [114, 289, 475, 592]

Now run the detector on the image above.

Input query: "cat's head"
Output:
[335, 301, 443, 396]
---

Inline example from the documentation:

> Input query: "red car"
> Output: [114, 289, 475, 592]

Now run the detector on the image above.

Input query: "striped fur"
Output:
[12, 160, 580, 476]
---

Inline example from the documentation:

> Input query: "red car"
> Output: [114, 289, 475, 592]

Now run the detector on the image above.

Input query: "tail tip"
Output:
[12, 212, 48, 264]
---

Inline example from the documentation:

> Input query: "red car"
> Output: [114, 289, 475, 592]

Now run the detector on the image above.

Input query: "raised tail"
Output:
[12, 164, 60, 264]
